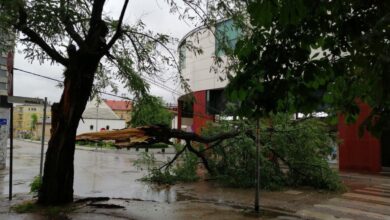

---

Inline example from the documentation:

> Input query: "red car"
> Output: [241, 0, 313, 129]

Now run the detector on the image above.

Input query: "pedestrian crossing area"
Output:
[277, 183, 390, 220]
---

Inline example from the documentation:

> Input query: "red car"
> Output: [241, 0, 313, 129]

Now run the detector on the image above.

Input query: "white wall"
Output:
[77, 119, 126, 135]
[180, 27, 229, 93]
[171, 115, 178, 129]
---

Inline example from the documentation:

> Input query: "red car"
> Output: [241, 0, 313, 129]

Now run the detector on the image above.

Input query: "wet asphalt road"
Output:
[3, 140, 390, 219]
[0, 139, 177, 202]
[0, 140, 286, 219]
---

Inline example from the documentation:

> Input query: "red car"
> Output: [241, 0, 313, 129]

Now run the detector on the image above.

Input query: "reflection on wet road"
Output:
[0, 139, 178, 203]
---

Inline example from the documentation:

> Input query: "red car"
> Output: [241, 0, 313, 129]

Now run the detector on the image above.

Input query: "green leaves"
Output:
[199, 115, 343, 190]
[130, 95, 173, 128]
[229, 88, 247, 101]
[248, 0, 307, 27]
[279, 0, 307, 26]
[248, 0, 278, 28]
[224, 0, 390, 134]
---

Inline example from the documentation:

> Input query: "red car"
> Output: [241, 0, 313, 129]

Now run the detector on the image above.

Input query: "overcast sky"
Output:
[13, 0, 197, 105]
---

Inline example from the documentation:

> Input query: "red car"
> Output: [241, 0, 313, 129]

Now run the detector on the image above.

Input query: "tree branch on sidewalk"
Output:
[76, 125, 240, 174]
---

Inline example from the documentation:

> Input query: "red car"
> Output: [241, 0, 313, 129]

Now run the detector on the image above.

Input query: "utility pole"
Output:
[39, 97, 47, 180]
[255, 118, 260, 212]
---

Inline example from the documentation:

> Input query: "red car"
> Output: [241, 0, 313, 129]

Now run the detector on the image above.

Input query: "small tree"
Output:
[30, 113, 38, 131]
[130, 96, 173, 128]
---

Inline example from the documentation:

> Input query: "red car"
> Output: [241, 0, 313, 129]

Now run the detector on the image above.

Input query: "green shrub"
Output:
[29, 175, 41, 194]
[135, 147, 199, 184]
[136, 113, 344, 191]
[201, 113, 344, 191]
[172, 152, 199, 182]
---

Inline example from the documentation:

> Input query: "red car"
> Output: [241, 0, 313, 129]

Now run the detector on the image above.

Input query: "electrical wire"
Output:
[14, 67, 223, 120]
[14, 67, 134, 101]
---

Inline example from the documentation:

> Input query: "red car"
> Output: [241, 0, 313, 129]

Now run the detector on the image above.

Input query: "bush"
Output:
[136, 113, 344, 191]
[264, 114, 343, 191]
[134, 147, 199, 184]
[172, 151, 199, 182]
[201, 113, 344, 191]
[29, 175, 41, 194]
[201, 120, 285, 189]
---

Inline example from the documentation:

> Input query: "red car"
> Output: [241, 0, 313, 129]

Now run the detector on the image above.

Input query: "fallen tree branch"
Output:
[76, 125, 240, 149]
[186, 140, 214, 174]
[76, 125, 239, 175]
[159, 144, 187, 170]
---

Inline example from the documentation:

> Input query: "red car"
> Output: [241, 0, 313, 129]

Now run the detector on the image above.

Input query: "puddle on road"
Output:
[3, 141, 345, 219]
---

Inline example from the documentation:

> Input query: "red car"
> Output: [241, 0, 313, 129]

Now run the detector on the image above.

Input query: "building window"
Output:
[206, 89, 226, 115]
[179, 40, 186, 70]
[90, 125, 94, 130]
[215, 19, 240, 57]
[106, 125, 110, 130]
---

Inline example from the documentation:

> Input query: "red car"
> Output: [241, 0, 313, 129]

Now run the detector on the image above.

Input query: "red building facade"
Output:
[338, 103, 389, 173]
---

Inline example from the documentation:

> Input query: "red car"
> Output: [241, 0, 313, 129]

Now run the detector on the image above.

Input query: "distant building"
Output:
[77, 98, 126, 135]
[13, 104, 52, 138]
[104, 99, 132, 124]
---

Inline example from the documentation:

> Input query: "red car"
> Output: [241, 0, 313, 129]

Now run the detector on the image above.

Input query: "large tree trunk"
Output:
[37, 52, 101, 205]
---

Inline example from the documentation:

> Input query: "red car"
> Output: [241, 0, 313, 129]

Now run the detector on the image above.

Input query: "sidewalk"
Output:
[2, 172, 390, 220]
[294, 175, 390, 219]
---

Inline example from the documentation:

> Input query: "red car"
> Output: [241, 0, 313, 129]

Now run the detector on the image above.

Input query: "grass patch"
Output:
[12, 200, 76, 217]
[12, 201, 39, 213]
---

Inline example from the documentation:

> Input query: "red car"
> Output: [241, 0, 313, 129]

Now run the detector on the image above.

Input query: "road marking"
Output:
[364, 187, 390, 193]
[284, 190, 302, 195]
[315, 204, 390, 220]
[355, 189, 390, 197]
[297, 209, 352, 220]
[329, 198, 390, 215]
[343, 193, 390, 204]
[373, 185, 390, 190]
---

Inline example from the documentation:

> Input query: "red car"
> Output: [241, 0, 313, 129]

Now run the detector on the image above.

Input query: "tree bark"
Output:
[38, 51, 102, 205]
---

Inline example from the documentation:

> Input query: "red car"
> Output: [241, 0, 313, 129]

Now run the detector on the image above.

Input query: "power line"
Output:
[14, 68, 63, 83]
[14, 67, 221, 118]
[14, 67, 134, 101]
[14, 67, 184, 100]
[143, 76, 183, 96]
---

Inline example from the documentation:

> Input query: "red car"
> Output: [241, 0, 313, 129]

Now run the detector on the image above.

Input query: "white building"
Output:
[76, 98, 126, 135]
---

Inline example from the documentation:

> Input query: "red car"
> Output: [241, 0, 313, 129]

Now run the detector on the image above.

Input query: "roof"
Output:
[82, 98, 121, 120]
[104, 99, 132, 111]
